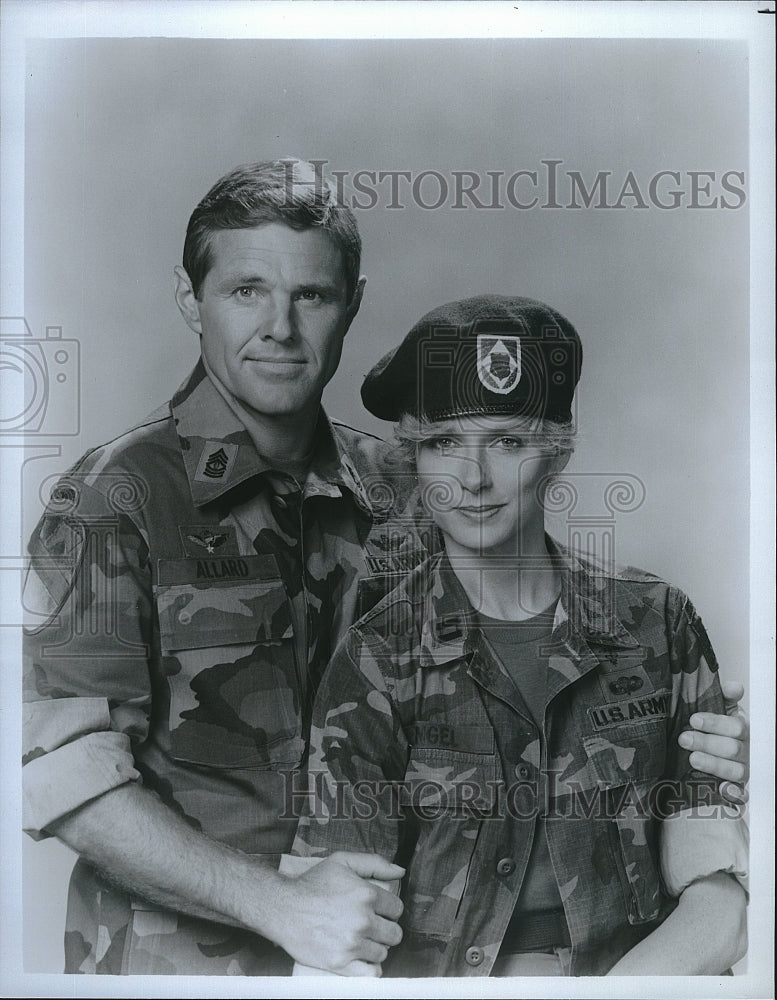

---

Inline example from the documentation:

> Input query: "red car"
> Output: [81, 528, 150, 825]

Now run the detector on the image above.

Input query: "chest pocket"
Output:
[582, 700, 671, 925]
[582, 681, 672, 790]
[156, 555, 303, 770]
[400, 739, 499, 937]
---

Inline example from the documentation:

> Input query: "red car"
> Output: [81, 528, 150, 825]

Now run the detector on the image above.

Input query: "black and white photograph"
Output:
[1, 2, 773, 997]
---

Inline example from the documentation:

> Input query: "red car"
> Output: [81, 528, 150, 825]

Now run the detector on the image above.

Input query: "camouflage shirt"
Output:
[293, 541, 747, 976]
[22, 360, 427, 975]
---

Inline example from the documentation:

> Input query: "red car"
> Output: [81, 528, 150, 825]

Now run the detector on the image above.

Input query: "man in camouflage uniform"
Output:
[22, 164, 747, 977]
[22, 160, 418, 975]
[292, 295, 748, 976]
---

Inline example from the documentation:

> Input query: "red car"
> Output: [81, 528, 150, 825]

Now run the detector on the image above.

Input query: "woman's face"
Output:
[415, 415, 568, 556]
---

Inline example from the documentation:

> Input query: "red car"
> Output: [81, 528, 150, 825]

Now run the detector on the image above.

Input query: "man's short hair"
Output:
[183, 159, 362, 301]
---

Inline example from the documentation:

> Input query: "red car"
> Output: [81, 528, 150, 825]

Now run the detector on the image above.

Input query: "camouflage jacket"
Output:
[292, 541, 746, 976]
[22, 360, 427, 975]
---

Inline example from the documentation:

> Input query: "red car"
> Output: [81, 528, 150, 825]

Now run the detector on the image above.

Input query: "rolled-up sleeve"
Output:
[22, 484, 152, 838]
[661, 591, 749, 896]
[22, 700, 140, 838]
[661, 810, 749, 896]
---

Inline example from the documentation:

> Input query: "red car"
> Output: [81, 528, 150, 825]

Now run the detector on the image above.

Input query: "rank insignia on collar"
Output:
[476, 334, 521, 394]
[194, 441, 237, 483]
[436, 615, 465, 643]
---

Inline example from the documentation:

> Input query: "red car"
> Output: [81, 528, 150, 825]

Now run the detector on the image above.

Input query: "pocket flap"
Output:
[402, 747, 499, 814]
[156, 556, 292, 650]
[582, 690, 670, 787]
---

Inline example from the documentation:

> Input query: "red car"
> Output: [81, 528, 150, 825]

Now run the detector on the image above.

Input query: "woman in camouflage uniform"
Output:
[292, 294, 748, 976]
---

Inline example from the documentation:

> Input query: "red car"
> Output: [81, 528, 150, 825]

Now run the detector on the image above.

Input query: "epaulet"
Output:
[329, 418, 385, 444]
[611, 562, 667, 585]
[562, 540, 666, 587]
[68, 401, 171, 475]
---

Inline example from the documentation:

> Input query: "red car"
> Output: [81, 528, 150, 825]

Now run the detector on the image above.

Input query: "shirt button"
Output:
[178, 611, 191, 625]
[514, 763, 532, 779]
[496, 857, 516, 876]
[465, 946, 484, 966]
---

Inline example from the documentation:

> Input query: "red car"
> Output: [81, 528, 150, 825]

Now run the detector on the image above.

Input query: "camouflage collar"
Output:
[419, 537, 639, 669]
[551, 539, 641, 648]
[170, 361, 372, 513]
[305, 422, 373, 516]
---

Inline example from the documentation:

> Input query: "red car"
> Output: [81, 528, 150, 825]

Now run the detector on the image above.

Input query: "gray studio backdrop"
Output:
[21, 37, 748, 972]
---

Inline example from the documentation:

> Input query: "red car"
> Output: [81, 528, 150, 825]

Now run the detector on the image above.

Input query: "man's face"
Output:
[175, 223, 363, 419]
[415, 415, 567, 556]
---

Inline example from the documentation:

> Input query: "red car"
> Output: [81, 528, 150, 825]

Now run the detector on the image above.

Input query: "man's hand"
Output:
[48, 784, 403, 971]
[275, 852, 404, 976]
[678, 681, 749, 803]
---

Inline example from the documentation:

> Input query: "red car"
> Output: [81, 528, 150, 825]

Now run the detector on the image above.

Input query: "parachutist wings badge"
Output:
[476, 335, 521, 394]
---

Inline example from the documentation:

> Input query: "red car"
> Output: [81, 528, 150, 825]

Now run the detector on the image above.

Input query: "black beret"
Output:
[361, 294, 582, 423]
